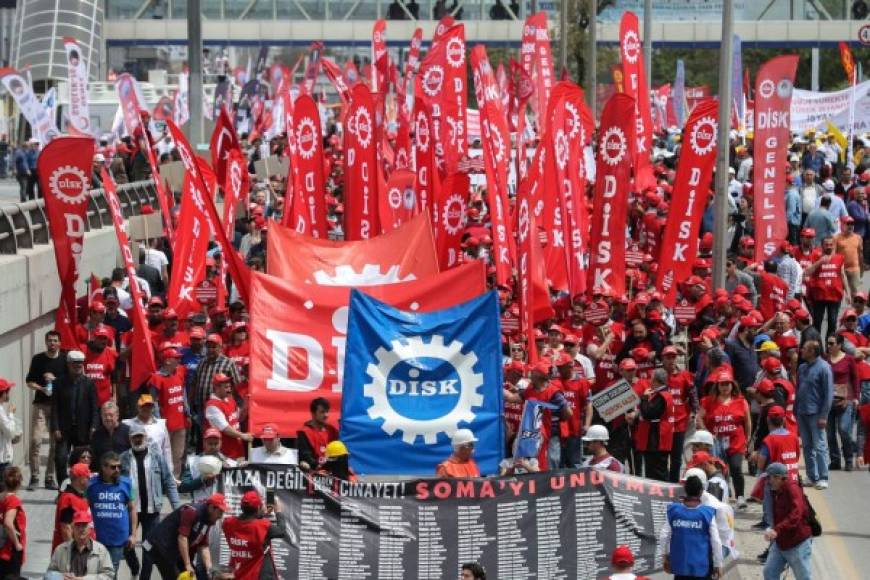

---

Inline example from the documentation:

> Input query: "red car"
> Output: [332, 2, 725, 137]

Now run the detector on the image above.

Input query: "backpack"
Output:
[800, 487, 823, 537]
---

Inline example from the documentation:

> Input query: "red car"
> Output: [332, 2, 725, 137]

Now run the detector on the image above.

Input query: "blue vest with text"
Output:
[667, 502, 715, 577]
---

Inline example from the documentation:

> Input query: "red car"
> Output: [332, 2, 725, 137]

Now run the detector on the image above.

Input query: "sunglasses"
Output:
[106, 464, 121, 471]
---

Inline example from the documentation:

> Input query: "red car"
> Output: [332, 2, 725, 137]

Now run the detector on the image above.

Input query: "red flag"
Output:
[209, 106, 240, 188]
[418, 24, 468, 175]
[291, 95, 329, 238]
[167, 171, 211, 320]
[519, 15, 538, 113]
[115, 73, 144, 137]
[530, 12, 555, 132]
[404, 28, 423, 87]
[321, 58, 352, 105]
[839, 42, 856, 83]
[656, 98, 720, 306]
[267, 212, 437, 283]
[218, 147, 249, 308]
[588, 93, 636, 297]
[432, 16, 455, 45]
[371, 19, 388, 91]
[619, 11, 656, 191]
[248, 261, 486, 433]
[379, 168, 417, 232]
[38, 136, 93, 347]
[102, 169, 156, 389]
[166, 119, 251, 304]
[433, 172, 469, 270]
[343, 83, 380, 240]
[138, 113, 175, 246]
[753, 55, 799, 261]
[512, 58, 535, 183]
[471, 45, 515, 286]
[516, 183, 537, 361]
[413, 96, 440, 217]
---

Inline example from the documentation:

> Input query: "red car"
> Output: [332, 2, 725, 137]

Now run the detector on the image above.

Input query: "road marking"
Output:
[807, 487, 862, 580]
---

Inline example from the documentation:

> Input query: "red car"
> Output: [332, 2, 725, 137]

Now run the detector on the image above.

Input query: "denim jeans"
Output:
[106, 544, 125, 574]
[547, 435, 561, 471]
[797, 413, 829, 483]
[763, 537, 813, 580]
[827, 403, 856, 467]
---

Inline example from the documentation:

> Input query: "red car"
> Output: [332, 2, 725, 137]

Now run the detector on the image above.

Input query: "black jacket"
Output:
[90, 423, 132, 467]
[50, 374, 99, 443]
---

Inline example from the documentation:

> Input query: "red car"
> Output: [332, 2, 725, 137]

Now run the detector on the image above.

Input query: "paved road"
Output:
[0, 177, 23, 204]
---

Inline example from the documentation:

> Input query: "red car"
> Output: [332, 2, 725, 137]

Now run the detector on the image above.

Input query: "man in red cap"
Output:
[47, 510, 114, 577]
[225, 322, 251, 401]
[250, 423, 297, 464]
[221, 490, 290, 580]
[553, 352, 592, 467]
[607, 545, 649, 580]
[756, 406, 801, 482]
[585, 307, 626, 393]
[143, 493, 226, 579]
[51, 462, 93, 551]
[794, 227, 822, 274]
[805, 236, 851, 339]
[662, 346, 697, 482]
[633, 369, 676, 482]
[75, 301, 113, 348]
[146, 346, 188, 477]
[834, 215, 863, 295]
[191, 333, 240, 446]
[84, 324, 118, 407]
[204, 373, 251, 460]
[150, 307, 188, 352]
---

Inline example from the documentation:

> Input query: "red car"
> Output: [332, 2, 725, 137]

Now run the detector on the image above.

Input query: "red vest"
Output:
[298, 422, 339, 468]
[667, 369, 694, 432]
[702, 395, 749, 456]
[773, 379, 798, 435]
[150, 368, 187, 432]
[811, 254, 845, 302]
[758, 272, 789, 321]
[633, 389, 675, 452]
[794, 246, 821, 271]
[205, 396, 244, 459]
[221, 516, 272, 580]
[559, 378, 590, 438]
[225, 342, 251, 399]
[85, 347, 118, 406]
[504, 395, 524, 436]
[763, 430, 801, 481]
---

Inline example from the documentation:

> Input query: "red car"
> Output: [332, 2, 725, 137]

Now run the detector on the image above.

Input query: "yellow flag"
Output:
[826, 119, 847, 163]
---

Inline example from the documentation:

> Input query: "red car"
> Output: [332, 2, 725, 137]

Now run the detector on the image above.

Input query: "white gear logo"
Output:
[565, 101, 581, 140]
[395, 149, 409, 169]
[491, 124, 507, 164]
[312, 264, 415, 286]
[600, 126, 627, 167]
[49, 166, 89, 204]
[421, 66, 445, 97]
[416, 112, 430, 152]
[518, 199, 530, 244]
[555, 129, 569, 170]
[296, 117, 318, 160]
[364, 336, 484, 444]
[353, 107, 373, 149]
[690, 116, 718, 157]
[388, 187, 403, 209]
[446, 37, 465, 68]
[622, 30, 641, 64]
[758, 79, 775, 99]
[441, 194, 466, 235]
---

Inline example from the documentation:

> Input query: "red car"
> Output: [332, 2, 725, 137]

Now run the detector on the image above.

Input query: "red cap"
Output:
[662, 345, 679, 357]
[93, 324, 113, 339]
[756, 378, 776, 396]
[555, 352, 573, 367]
[231, 321, 248, 333]
[767, 405, 786, 419]
[762, 357, 783, 373]
[72, 510, 93, 525]
[206, 333, 223, 345]
[206, 493, 229, 511]
[740, 315, 761, 329]
[700, 327, 721, 342]
[778, 335, 799, 350]
[700, 232, 714, 251]
[90, 301, 106, 313]
[740, 235, 755, 247]
[691, 451, 713, 465]
[842, 215, 855, 224]
[531, 359, 552, 375]
[853, 292, 868, 302]
[686, 275, 705, 287]
[260, 423, 279, 439]
[611, 545, 635, 566]
[162, 347, 182, 360]
[548, 323, 564, 334]
[70, 463, 91, 478]
[563, 334, 578, 345]
[631, 347, 651, 361]
[203, 428, 222, 439]
[733, 284, 750, 296]
[162, 307, 178, 320]
[842, 308, 858, 320]
[241, 490, 262, 509]
[504, 360, 526, 373]
[212, 372, 232, 384]
[786, 298, 802, 311]
[634, 292, 650, 305]
[794, 308, 810, 322]
[695, 294, 714, 313]
[800, 227, 815, 238]
[619, 358, 637, 371]
[646, 309, 662, 321]
[209, 306, 228, 316]
[189, 327, 206, 339]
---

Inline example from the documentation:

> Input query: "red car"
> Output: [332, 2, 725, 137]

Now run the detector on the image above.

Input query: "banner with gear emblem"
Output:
[341, 289, 504, 475]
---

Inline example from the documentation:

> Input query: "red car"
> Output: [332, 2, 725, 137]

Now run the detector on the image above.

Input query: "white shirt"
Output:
[0, 404, 19, 464]
[701, 491, 739, 561]
[143, 248, 169, 278]
[249, 444, 298, 465]
[112, 285, 133, 311]
[123, 417, 172, 472]
[573, 352, 596, 381]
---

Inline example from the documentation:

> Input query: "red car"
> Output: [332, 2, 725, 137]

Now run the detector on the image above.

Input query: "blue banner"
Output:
[674, 59, 686, 127]
[341, 289, 504, 475]
[513, 399, 558, 459]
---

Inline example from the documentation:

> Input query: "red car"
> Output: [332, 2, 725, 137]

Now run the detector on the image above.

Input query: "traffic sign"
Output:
[859, 24, 870, 46]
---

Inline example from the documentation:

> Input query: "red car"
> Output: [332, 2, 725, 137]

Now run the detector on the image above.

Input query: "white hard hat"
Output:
[687, 430, 715, 447]
[684, 467, 708, 488]
[582, 424, 609, 442]
[452, 428, 478, 447]
[196, 455, 223, 477]
[67, 350, 85, 362]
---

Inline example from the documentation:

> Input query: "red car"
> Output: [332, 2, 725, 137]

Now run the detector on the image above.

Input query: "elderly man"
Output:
[47, 511, 115, 578]
[123, 394, 172, 471]
[90, 401, 131, 467]
[250, 423, 297, 464]
[796, 340, 834, 489]
[436, 429, 480, 478]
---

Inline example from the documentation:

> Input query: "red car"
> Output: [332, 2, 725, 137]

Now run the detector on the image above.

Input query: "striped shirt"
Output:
[776, 256, 803, 300]
[191, 354, 241, 415]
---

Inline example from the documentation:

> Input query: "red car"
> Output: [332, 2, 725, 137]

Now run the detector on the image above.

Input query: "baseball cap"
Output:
[70, 463, 91, 479]
[853, 292, 868, 303]
[740, 315, 761, 329]
[766, 462, 788, 477]
[554, 352, 573, 368]
[0, 378, 14, 393]
[691, 451, 713, 465]
[794, 308, 810, 322]
[756, 378, 776, 397]
[90, 301, 106, 313]
[611, 545, 634, 566]
[231, 321, 248, 333]
[260, 423, 279, 440]
[548, 323, 564, 334]
[206, 333, 223, 345]
[631, 346, 651, 361]
[662, 345, 679, 357]
[767, 405, 786, 419]
[530, 359, 552, 375]
[189, 327, 206, 340]
[137, 394, 155, 407]
[800, 227, 815, 238]
[778, 335, 799, 350]
[162, 308, 178, 320]
[563, 334, 578, 345]
[842, 215, 855, 224]
[619, 358, 637, 371]
[67, 350, 85, 362]
[148, 296, 165, 307]
[161, 348, 182, 360]
[206, 493, 229, 512]
[241, 490, 262, 509]
[72, 510, 93, 525]
[634, 292, 650, 305]
[203, 428, 222, 440]
[503, 360, 526, 373]
[762, 356, 783, 372]
[212, 372, 232, 384]
[93, 324, 113, 339]
[842, 308, 858, 320]
[129, 424, 147, 438]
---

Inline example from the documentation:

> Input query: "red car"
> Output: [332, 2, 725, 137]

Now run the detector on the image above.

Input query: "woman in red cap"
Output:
[697, 368, 752, 509]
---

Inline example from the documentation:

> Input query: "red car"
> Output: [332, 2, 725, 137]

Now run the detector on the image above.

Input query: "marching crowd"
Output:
[0, 84, 867, 578]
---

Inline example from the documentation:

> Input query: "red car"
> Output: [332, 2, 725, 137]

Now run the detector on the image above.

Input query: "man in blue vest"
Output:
[87, 451, 137, 574]
[659, 474, 723, 579]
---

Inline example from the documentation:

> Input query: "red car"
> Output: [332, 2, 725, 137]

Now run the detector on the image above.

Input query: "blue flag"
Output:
[341, 289, 504, 475]
[513, 399, 559, 460]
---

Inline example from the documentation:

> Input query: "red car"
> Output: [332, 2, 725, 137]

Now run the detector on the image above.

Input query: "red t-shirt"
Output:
[763, 430, 801, 481]
[758, 272, 790, 321]
[810, 254, 846, 302]
[558, 378, 591, 438]
[85, 347, 118, 407]
[0, 494, 25, 562]
[702, 395, 749, 456]
[221, 516, 272, 580]
[149, 368, 188, 432]
[667, 369, 695, 432]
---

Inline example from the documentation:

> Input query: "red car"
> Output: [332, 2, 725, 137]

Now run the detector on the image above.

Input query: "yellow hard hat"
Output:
[177, 573, 194, 580]
[325, 440, 349, 459]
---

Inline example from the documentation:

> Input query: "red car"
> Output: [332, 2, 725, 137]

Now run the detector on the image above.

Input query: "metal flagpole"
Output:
[643, 0, 652, 92]
[586, 0, 597, 117]
[713, 0, 734, 290]
[187, 0, 204, 147]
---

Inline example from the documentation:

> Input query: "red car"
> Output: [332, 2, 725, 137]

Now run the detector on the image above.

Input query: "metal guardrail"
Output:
[0, 180, 160, 256]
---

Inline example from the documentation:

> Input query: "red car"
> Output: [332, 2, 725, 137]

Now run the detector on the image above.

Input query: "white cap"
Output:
[823, 179, 835, 192]
[93, 153, 106, 163]
[452, 428, 478, 447]
[582, 424, 609, 442]
[684, 467, 708, 488]
[67, 350, 85, 362]
[687, 430, 715, 447]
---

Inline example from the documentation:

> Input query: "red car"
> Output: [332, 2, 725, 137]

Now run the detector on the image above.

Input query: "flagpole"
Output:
[643, 0, 652, 93]
[187, 0, 204, 147]
[713, 0, 733, 291]
[586, 0, 597, 117]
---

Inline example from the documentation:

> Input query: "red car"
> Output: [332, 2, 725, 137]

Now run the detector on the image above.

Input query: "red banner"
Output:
[432, 16, 455, 45]
[418, 24, 468, 175]
[209, 107, 240, 188]
[218, 147, 249, 308]
[249, 262, 486, 433]
[619, 11, 655, 191]
[372, 19, 387, 91]
[139, 112, 175, 246]
[588, 93, 636, 297]
[753, 55, 799, 261]
[168, 171, 211, 320]
[655, 98, 719, 306]
[520, 14, 539, 116]
[321, 58, 352, 105]
[413, 96, 439, 217]
[512, 59, 535, 184]
[379, 168, 417, 232]
[292, 95, 329, 238]
[530, 12, 554, 133]
[167, 120, 251, 304]
[267, 212, 438, 284]
[471, 45, 515, 286]
[115, 73, 144, 137]
[102, 170, 156, 389]
[344, 84, 380, 240]
[405, 28, 423, 87]
[433, 172, 469, 270]
[38, 136, 93, 346]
